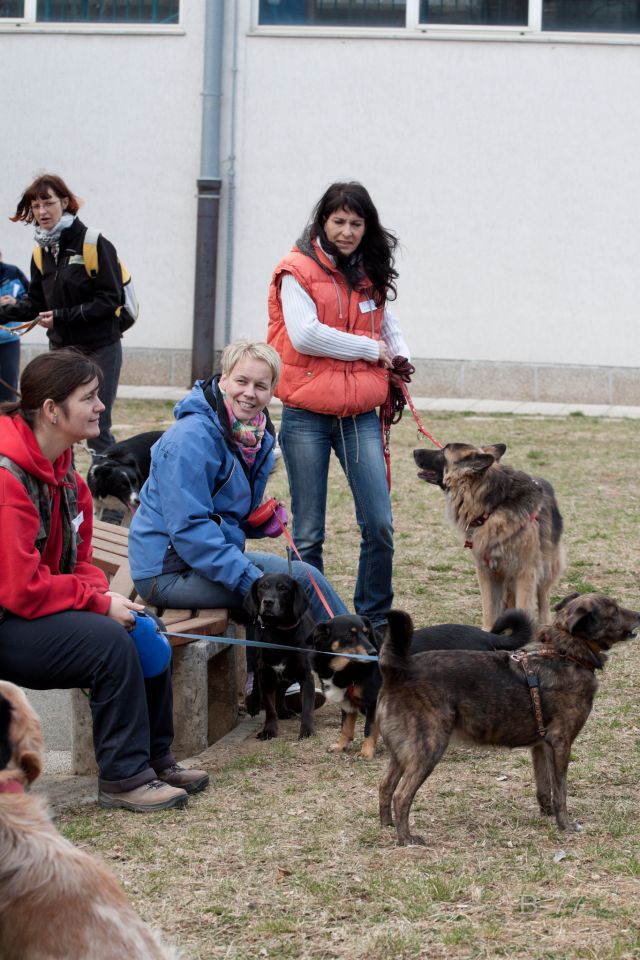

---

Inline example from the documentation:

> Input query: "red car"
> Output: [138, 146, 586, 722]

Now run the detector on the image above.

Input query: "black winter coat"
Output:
[0, 218, 123, 350]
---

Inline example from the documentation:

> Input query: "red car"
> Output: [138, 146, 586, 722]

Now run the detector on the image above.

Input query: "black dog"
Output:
[244, 574, 317, 741]
[87, 430, 163, 523]
[312, 610, 533, 759]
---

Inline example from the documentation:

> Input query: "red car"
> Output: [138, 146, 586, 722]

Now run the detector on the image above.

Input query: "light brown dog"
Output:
[414, 443, 565, 629]
[0, 681, 179, 960]
[377, 594, 639, 846]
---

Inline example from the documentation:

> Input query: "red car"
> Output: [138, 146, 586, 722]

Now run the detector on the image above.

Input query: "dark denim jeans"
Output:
[279, 406, 394, 625]
[0, 609, 175, 791]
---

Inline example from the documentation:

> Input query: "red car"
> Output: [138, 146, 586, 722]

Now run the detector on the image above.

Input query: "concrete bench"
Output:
[70, 520, 242, 775]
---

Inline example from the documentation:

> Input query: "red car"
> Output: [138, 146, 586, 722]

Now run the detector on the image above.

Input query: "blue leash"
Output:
[162, 629, 379, 662]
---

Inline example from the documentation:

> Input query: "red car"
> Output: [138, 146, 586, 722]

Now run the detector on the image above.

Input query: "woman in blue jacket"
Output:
[129, 340, 348, 623]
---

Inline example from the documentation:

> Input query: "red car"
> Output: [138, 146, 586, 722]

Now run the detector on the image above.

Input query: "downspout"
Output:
[223, 0, 239, 344]
[191, 0, 225, 383]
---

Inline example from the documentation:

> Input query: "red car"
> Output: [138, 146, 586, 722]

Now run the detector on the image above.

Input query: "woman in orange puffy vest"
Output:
[267, 182, 410, 626]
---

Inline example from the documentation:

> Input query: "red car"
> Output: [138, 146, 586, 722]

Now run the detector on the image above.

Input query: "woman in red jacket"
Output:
[268, 182, 410, 626]
[0, 349, 207, 812]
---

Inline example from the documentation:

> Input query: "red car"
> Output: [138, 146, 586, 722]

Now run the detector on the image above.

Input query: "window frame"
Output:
[252, 0, 640, 45]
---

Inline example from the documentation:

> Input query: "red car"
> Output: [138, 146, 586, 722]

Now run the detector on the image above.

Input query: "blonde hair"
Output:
[220, 340, 281, 388]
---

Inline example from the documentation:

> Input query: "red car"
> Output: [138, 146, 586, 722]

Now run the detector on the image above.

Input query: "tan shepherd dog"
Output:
[0, 681, 179, 960]
[377, 596, 639, 846]
[414, 443, 565, 629]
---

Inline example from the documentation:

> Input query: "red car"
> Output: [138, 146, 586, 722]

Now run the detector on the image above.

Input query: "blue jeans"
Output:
[134, 551, 349, 626]
[279, 406, 394, 625]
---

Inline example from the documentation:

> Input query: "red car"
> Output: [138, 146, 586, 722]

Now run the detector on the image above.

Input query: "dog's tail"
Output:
[489, 609, 535, 650]
[379, 609, 414, 676]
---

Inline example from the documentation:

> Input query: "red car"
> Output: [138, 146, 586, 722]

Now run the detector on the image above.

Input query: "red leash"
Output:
[276, 518, 335, 619]
[379, 357, 443, 491]
[248, 500, 335, 619]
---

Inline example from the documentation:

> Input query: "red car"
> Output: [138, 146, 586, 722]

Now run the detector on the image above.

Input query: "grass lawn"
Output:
[64, 401, 640, 960]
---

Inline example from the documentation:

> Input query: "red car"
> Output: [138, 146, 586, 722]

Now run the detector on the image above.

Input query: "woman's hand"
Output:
[38, 311, 54, 329]
[378, 341, 393, 369]
[106, 593, 145, 629]
[0, 295, 17, 306]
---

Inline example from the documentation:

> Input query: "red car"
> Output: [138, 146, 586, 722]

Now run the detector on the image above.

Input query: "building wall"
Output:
[2, 5, 638, 401]
[0, 4, 206, 386]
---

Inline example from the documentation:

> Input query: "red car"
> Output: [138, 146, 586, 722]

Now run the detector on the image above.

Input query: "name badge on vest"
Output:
[359, 299, 376, 314]
[71, 511, 84, 533]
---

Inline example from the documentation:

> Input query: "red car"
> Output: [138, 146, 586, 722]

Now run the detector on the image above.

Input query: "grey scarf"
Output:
[33, 213, 76, 262]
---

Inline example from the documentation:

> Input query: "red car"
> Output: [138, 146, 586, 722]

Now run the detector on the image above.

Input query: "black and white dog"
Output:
[87, 430, 163, 525]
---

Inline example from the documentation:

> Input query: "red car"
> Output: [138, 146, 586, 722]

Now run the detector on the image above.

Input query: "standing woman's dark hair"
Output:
[0, 348, 102, 423]
[310, 181, 399, 305]
[9, 174, 82, 224]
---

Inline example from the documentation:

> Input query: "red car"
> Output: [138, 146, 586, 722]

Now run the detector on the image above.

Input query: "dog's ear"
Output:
[483, 443, 507, 462]
[20, 750, 43, 785]
[291, 579, 310, 620]
[359, 616, 381, 651]
[463, 452, 496, 475]
[243, 578, 262, 619]
[554, 592, 580, 613]
[311, 621, 331, 648]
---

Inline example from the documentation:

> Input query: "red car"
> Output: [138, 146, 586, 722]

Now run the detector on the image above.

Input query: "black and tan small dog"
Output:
[87, 430, 163, 524]
[312, 609, 533, 759]
[244, 574, 316, 741]
[377, 593, 639, 846]
[414, 442, 565, 629]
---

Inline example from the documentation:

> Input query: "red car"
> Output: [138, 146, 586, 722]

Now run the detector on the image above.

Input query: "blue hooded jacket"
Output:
[128, 377, 276, 597]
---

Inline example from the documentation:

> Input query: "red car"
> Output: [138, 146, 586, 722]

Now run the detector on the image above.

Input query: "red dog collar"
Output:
[0, 780, 24, 794]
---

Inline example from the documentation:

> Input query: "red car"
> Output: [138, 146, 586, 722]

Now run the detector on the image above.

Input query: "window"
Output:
[542, 0, 640, 32]
[258, 0, 406, 27]
[419, 0, 527, 26]
[0, 0, 179, 21]
[258, 0, 640, 33]
[0, 1, 24, 14]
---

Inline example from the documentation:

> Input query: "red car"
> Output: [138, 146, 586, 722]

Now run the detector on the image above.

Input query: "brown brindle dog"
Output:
[377, 594, 639, 846]
[414, 443, 565, 629]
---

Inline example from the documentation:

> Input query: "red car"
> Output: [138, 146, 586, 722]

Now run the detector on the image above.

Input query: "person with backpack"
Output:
[0, 174, 135, 456]
[0, 249, 29, 402]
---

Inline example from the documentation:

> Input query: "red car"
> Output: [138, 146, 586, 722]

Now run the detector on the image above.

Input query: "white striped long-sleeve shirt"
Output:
[280, 273, 411, 363]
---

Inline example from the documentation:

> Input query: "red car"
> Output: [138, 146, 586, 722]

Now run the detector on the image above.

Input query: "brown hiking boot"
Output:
[98, 779, 188, 812]
[156, 763, 210, 795]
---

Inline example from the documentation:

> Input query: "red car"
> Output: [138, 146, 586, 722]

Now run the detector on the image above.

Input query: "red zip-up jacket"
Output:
[0, 415, 110, 619]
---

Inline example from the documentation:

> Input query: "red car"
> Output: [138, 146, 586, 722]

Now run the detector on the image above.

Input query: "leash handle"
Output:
[0, 318, 40, 337]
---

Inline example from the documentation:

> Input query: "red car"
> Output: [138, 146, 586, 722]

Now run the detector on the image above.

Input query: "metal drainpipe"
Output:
[191, 0, 225, 384]
[223, 0, 239, 344]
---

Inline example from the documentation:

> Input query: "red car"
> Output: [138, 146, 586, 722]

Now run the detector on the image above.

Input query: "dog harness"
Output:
[511, 647, 597, 738]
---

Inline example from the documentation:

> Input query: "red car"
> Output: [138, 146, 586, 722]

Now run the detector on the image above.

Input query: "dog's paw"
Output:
[298, 726, 314, 740]
[399, 834, 426, 847]
[256, 728, 277, 741]
[328, 741, 348, 753]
